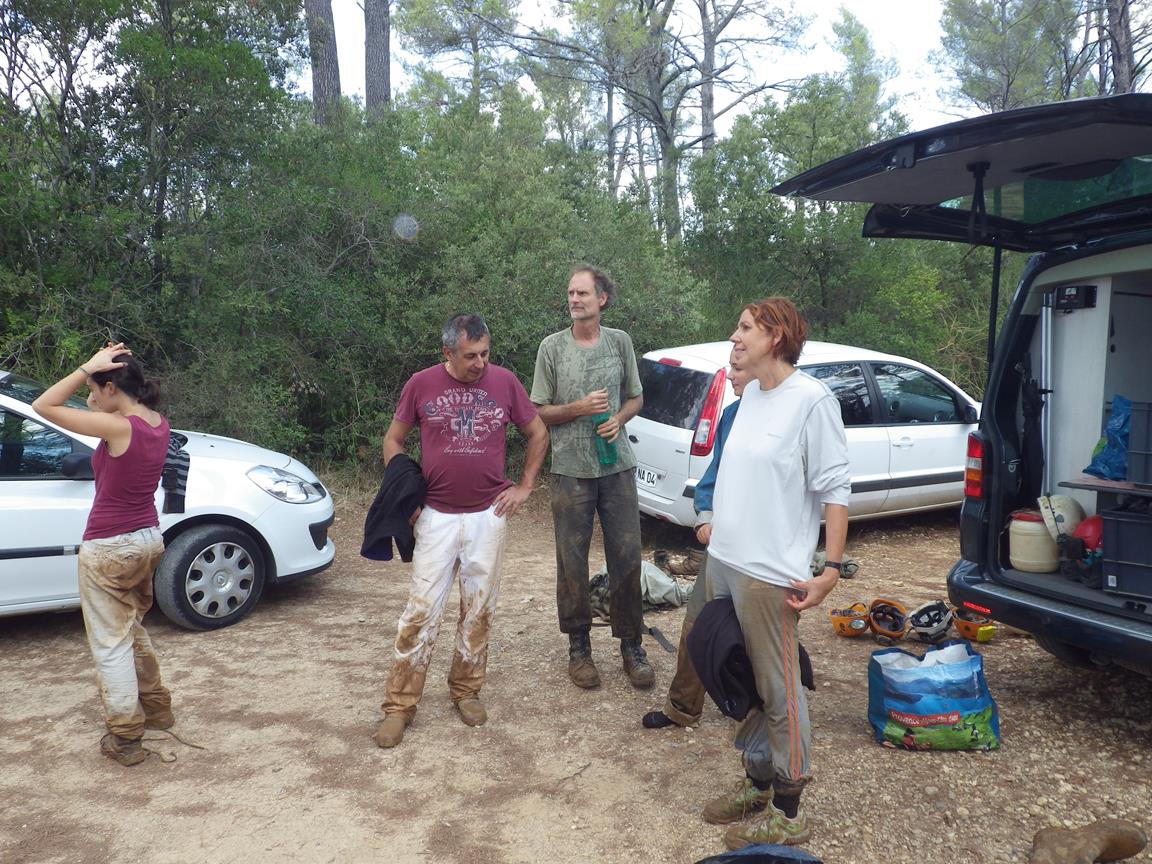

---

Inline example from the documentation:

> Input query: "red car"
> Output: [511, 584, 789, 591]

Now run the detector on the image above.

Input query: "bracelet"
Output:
[824, 561, 843, 573]
[78, 365, 92, 376]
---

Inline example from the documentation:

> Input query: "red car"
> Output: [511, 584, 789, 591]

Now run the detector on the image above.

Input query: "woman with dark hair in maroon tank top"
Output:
[33, 342, 175, 766]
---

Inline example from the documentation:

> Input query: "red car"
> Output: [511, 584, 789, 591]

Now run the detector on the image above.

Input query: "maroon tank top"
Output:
[84, 414, 170, 541]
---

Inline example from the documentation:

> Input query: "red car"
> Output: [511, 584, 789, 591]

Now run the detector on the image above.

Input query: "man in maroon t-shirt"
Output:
[375, 314, 548, 749]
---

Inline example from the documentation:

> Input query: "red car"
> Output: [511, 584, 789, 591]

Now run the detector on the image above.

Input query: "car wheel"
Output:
[154, 525, 266, 630]
[1032, 634, 1095, 668]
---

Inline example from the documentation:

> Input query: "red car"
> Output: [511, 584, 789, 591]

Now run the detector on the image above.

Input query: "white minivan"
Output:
[629, 340, 980, 526]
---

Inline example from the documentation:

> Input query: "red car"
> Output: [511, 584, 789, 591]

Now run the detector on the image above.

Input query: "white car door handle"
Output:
[892, 438, 914, 448]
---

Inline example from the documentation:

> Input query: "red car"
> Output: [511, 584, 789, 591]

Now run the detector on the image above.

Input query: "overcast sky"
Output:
[324, 0, 965, 132]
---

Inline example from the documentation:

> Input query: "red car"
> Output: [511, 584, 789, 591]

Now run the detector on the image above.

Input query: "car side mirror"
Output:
[62, 452, 94, 480]
[964, 405, 979, 423]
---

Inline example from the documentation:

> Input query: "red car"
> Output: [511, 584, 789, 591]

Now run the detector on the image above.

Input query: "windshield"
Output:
[0, 372, 89, 409]
[940, 155, 1152, 225]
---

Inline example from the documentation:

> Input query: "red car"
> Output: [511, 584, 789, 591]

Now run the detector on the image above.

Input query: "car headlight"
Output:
[247, 466, 326, 504]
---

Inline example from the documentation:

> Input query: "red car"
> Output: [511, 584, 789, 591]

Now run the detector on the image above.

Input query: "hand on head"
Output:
[84, 342, 131, 375]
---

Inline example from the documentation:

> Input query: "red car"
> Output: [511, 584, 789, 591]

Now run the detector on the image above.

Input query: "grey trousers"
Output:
[707, 555, 811, 793]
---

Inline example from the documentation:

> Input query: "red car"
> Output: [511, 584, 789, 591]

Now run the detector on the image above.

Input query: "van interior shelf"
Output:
[1057, 476, 1152, 499]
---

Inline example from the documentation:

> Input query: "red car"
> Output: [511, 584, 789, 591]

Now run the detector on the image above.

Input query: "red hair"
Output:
[743, 297, 807, 365]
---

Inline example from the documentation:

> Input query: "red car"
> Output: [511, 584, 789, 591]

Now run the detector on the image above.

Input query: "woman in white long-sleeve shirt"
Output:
[701, 297, 851, 852]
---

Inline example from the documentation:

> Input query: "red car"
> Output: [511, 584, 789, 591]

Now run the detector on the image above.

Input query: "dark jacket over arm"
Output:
[361, 454, 427, 563]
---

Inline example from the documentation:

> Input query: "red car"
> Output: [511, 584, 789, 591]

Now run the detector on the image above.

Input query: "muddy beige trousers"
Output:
[77, 526, 170, 741]
[661, 552, 710, 726]
[707, 555, 810, 795]
[383, 504, 508, 721]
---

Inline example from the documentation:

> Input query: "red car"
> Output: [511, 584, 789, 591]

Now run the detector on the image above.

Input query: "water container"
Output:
[1009, 510, 1059, 573]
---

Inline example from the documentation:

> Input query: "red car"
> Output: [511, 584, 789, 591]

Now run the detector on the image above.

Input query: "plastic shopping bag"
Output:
[1084, 394, 1131, 481]
[867, 641, 1000, 751]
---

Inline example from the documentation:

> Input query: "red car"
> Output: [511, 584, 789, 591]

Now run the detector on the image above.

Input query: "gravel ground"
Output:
[1, 488, 1149, 864]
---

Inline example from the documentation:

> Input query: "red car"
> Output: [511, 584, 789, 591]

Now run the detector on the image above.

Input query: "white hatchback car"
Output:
[629, 341, 980, 526]
[0, 370, 336, 629]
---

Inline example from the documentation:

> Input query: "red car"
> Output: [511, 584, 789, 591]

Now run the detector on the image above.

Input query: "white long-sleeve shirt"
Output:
[708, 369, 851, 588]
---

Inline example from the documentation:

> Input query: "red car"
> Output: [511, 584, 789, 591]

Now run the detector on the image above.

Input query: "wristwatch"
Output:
[824, 561, 843, 573]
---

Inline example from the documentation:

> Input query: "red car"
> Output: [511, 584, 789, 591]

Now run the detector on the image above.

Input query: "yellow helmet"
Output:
[952, 605, 996, 642]
[868, 598, 909, 644]
[829, 602, 870, 638]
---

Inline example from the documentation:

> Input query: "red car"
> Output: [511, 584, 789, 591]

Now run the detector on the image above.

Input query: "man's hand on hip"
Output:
[493, 483, 532, 518]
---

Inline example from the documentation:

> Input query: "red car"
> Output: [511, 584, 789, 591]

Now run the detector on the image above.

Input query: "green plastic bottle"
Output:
[592, 412, 617, 465]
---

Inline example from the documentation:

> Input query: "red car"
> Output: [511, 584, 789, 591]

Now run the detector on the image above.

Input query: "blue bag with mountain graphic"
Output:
[867, 641, 1000, 751]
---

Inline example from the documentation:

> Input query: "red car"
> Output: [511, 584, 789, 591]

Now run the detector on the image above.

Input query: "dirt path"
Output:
[2, 490, 1150, 864]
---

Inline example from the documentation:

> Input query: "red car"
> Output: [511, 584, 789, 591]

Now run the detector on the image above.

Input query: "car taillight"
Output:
[962, 601, 992, 616]
[964, 433, 984, 498]
[691, 369, 728, 457]
[658, 357, 682, 366]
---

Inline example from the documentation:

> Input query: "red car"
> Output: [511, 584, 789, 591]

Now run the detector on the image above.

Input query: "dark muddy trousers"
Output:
[662, 552, 710, 725]
[551, 471, 643, 640]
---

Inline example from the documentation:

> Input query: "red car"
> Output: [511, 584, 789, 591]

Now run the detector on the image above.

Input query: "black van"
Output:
[773, 94, 1152, 675]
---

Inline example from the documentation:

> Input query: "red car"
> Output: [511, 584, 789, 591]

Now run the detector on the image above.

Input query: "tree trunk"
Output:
[695, 0, 718, 232]
[364, 0, 390, 117]
[697, 0, 715, 152]
[657, 129, 681, 242]
[469, 30, 482, 111]
[305, 0, 341, 125]
[606, 81, 616, 197]
[1097, 5, 1110, 93]
[1106, 0, 1135, 93]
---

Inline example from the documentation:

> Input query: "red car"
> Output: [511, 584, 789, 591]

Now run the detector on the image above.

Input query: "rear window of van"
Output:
[637, 358, 714, 430]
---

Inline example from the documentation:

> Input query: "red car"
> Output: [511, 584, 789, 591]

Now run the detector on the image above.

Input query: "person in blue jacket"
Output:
[641, 356, 753, 729]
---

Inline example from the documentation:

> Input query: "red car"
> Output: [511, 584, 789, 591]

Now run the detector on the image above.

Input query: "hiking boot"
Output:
[455, 698, 487, 727]
[1029, 818, 1147, 864]
[723, 804, 811, 850]
[100, 733, 148, 767]
[666, 546, 705, 577]
[568, 630, 601, 689]
[144, 709, 175, 731]
[621, 638, 655, 689]
[374, 714, 409, 749]
[702, 778, 772, 825]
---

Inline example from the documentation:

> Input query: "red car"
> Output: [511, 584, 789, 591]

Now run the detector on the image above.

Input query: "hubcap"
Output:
[185, 541, 255, 618]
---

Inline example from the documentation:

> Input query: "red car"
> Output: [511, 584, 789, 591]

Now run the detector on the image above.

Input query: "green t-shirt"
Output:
[530, 326, 643, 478]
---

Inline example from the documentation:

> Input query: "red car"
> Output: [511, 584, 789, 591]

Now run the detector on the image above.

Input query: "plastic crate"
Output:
[1101, 507, 1152, 600]
[1129, 401, 1152, 487]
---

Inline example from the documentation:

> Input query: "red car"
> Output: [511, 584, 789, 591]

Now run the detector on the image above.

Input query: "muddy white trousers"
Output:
[383, 504, 507, 720]
[77, 526, 170, 740]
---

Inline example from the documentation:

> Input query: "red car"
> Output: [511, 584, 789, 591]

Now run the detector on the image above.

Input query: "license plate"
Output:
[635, 466, 660, 487]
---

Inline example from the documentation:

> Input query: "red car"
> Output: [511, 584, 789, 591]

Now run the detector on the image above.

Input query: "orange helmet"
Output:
[868, 598, 908, 644]
[952, 605, 996, 642]
[829, 602, 870, 638]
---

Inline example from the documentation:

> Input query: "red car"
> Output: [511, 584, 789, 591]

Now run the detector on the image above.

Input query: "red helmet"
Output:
[1072, 514, 1104, 552]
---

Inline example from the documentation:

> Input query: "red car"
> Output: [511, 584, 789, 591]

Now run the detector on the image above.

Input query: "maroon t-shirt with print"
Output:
[394, 363, 538, 513]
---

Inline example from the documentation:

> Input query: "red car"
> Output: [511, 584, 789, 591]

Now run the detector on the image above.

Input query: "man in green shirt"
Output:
[530, 264, 654, 690]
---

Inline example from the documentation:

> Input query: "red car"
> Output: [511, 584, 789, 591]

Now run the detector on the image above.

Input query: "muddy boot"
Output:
[666, 547, 705, 577]
[621, 638, 655, 689]
[568, 630, 601, 689]
[1029, 819, 1148, 864]
[100, 733, 147, 766]
[144, 709, 175, 731]
[455, 697, 487, 727]
[374, 714, 409, 749]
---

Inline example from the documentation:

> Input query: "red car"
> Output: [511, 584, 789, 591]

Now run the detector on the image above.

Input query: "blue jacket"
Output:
[693, 399, 740, 520]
